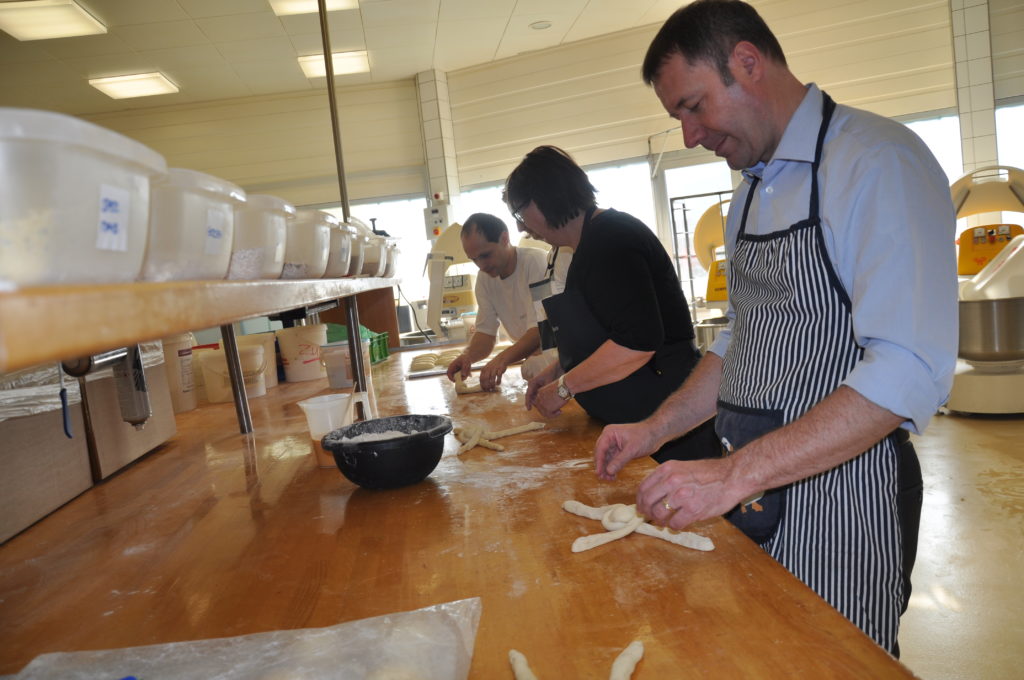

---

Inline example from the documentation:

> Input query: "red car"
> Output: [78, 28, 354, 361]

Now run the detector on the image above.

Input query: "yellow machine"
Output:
[946, 165, 1024, 414]
[693, 200, 730, 306]
[956, 224, 1023, 274]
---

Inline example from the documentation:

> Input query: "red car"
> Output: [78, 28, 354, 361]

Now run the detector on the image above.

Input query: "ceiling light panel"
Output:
[298, 51, 369, 78]
[268, 0, 358, 16]
[0, 0, 106, 41]
[89, 72, 179, 99]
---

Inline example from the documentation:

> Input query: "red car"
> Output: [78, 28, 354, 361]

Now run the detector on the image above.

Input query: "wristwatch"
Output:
[556, 374, 574, 401]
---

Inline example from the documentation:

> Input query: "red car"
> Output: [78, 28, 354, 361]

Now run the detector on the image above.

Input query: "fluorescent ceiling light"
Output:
[298, 51, 369, 78]
[268, 0, 358, 16]
[89, 72, 179, 99]
[0, 0, 106, 41]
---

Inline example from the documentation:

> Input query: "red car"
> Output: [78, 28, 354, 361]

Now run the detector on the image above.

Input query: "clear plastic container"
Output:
[345, 217, 371, 277]
[228, 194, 295, 280]
[283, 209, 332, 279]
[0, 107, 167, 286]
[141, 168, 246, 281]
[323, 221, 357, 278]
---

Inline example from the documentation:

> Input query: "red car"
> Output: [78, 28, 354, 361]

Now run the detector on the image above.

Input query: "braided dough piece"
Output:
[562, 501, 714, 552]
[455, 375, 484, 394]
[485, 422, 545, 439]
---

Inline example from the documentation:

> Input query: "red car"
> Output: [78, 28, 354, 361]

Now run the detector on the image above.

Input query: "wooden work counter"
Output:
[0, 351, 917, 678]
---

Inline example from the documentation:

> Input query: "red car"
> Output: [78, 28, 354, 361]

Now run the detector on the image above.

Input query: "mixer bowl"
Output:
[321, 414, 452, 490]
[958, 297, 1024, 361]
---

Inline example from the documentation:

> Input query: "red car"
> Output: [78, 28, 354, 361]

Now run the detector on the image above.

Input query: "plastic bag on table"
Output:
[14, 597, 482, 680]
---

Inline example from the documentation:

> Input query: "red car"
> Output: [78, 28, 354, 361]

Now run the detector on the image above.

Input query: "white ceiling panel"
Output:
[177, 0, 271, 19]
[83, 0, 190, 26]
[38, 32, 135, 59]
[218, 36, 298, 63]
[194, 12, 287, 42]
[113, 21, 211, 51]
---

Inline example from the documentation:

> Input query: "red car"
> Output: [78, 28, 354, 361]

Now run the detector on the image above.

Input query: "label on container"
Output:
[95, 184, 132, 252]
[205, 209, 226, 255]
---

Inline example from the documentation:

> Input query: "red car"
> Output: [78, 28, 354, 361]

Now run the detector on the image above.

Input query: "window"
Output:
[587, 162, 658, 232]
[325, 196, 429, 300]
[903, 115, 964, 183]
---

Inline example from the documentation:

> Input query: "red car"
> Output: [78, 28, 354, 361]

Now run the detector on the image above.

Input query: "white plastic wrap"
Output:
[0, 341, 164, 422]
[0, 362, 81, 422]
[15, 597, 482, 680]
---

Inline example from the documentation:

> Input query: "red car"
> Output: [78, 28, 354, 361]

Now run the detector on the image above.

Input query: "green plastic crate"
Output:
[369, 332, 389, 364]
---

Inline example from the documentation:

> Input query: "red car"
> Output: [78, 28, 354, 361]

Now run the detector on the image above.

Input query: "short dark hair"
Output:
[642, 0, 786, 86]
[504, 146, 597, 229]
[462, 212, 508, 243]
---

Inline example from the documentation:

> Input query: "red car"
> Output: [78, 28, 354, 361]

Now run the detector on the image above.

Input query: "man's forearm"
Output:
[495, 327, 541, 365]
[462, 332, 497, 363]
[728, 385, 904, 499]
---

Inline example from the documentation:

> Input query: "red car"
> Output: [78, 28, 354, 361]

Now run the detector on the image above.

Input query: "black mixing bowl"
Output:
[321, 414, 452, 489]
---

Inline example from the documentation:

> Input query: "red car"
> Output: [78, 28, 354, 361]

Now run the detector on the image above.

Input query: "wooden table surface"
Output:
[0, 349, 919, 678]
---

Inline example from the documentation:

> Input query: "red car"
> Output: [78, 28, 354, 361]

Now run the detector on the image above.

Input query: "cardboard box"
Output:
[83, 361, 177, 480]
[0, 407, 92, 543]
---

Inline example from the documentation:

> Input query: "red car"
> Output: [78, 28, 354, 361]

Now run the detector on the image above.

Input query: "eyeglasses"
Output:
[509, 202, 528, 225]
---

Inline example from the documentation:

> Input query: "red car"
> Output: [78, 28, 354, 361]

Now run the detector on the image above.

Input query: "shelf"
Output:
[0, 277, 397, 373]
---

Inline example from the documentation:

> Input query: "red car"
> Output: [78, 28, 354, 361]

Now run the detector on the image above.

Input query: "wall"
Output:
[84, 81, 425, 207]
[991, 0, 1024, 102]
[447, 0, 958, 187]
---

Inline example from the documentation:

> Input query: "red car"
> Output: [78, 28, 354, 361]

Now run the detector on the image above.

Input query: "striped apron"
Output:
[716, 93, 904, 652]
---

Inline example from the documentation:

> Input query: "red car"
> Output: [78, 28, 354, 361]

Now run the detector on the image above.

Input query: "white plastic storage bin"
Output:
[282, 209, 332, 279]
[383, 240, 399, 278]
[345, 217, 372, 277]
[228, 194, 294, 280]
[361, 234, 388, 277]
[323, 220, 357, 278]
[0, 108, 167, 286]
[141, 168, 246, 281]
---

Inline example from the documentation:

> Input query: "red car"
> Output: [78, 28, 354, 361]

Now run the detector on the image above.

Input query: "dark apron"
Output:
[542, 212, 718, 462]
[529, 247, 561, 352]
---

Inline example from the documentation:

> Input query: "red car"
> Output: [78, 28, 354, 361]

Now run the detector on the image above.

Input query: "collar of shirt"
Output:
[741, 83, 824, 185]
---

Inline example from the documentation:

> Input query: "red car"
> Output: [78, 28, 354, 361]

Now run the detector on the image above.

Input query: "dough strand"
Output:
[609, 640, 644, 680]
[509, 649, 539, 680]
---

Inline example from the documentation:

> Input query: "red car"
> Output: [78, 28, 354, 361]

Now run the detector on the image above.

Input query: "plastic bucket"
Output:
[160, 332, 197, 413]
[237, 332, 278, 388]
[297, 393, 354, 467]
[198, 345, 266, 402]
[321, 341, 353, 388]
[275, 324, 328, 382]
[283, 209, 333, 279]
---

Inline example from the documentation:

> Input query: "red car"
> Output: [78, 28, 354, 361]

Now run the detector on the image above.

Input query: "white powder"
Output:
[343, 429, 411, 443]
[227, 248, 265, 279]
[281, 262, 308, 279]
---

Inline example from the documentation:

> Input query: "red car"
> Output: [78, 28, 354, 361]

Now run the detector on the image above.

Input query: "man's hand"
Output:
[593, 422, 660, 480]
[445, 353, 473, 382]
[525, 363, 559, 412]
[636, 457, 743, 531]
[478, 356, 509, 391]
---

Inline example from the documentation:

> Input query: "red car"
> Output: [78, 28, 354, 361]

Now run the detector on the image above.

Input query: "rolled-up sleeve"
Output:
[828, 136, 958, 433]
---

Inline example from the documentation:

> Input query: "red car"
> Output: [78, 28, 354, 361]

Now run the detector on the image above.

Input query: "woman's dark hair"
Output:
[462, 212, 508, 243]
[642, 0, 786, 86]
[504, 145, 597, 229]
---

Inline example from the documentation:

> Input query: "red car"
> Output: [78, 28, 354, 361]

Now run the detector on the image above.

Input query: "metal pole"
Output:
[317, 0, 351, 221]
[220, 324, 253, 434]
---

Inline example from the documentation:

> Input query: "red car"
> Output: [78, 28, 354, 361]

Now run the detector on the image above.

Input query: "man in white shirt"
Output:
[446, 213, 550, 390]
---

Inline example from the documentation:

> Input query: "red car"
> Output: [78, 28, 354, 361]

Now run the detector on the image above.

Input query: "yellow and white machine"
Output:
[425, 222, 476, 337]
[947, 166, 1024, 415]
[693, 199, 730, 309]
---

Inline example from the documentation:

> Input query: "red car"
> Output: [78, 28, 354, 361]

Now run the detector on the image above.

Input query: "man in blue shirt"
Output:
[592, 0, 957, 655]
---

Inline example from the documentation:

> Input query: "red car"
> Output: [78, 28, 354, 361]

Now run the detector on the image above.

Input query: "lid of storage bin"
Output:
[293, 208, 340, 228]
[243, 194, 296, 216]
[344, 218, 371, 242]
[0, 107, 166, 175]
[164, 168, 246, 203]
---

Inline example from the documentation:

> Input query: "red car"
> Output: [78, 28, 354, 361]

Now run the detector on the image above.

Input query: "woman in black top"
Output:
[505, 145, 718, 463]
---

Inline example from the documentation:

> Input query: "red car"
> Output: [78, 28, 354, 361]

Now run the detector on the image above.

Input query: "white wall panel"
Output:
[448, 0, 956, 187]
[991, 0, 1024, 101]
[84, 81, 425, 206]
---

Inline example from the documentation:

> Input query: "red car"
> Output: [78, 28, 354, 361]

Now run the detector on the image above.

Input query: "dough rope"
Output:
[609, 640, 644, 680]
[508, 649, 539, 680]
[562, 500, 714, 552]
